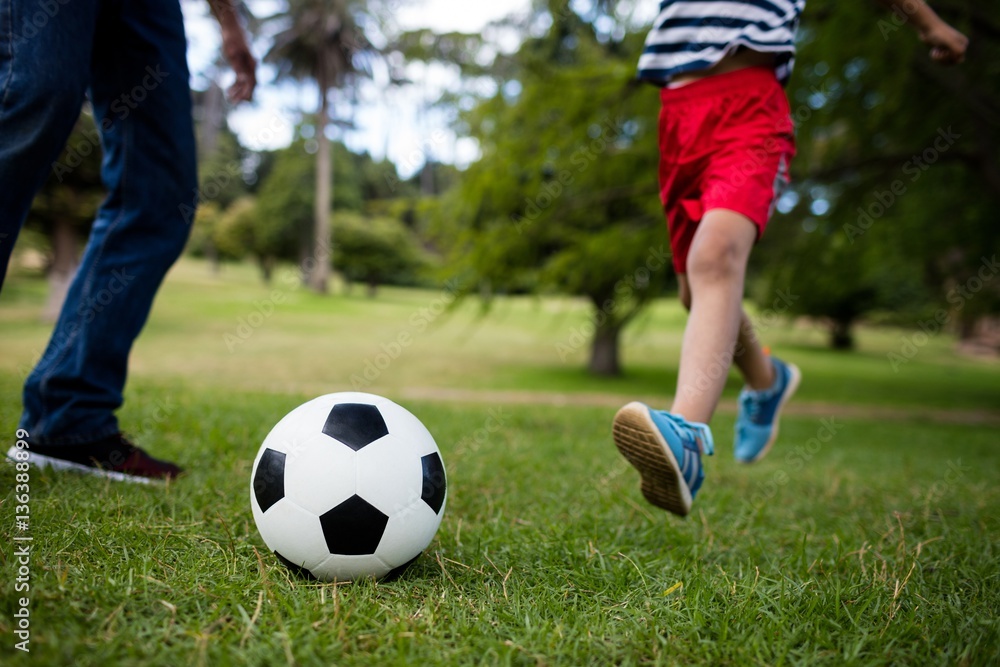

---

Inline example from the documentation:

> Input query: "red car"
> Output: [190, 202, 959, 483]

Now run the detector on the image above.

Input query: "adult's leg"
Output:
[20, 0, 197, 443]
[670, 208, 756, 425]
[0, 0, 98, 287]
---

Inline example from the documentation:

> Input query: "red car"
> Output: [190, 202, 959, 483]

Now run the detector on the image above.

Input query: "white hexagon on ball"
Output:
[250, 392, 447, 582]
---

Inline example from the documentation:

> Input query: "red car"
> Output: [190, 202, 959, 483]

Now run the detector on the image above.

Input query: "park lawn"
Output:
[0, 372, 998, 666]
[0, 258, 998, 413]
[1, 260, 998, 665]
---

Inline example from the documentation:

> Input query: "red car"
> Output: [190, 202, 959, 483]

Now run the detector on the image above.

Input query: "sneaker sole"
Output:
[5, 446, 155, 485]
[612, 402, 693, 517]
[741, 362, 802, 464]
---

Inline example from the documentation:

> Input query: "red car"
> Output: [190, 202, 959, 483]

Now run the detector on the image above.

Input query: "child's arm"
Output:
[876, 0, 969, 64]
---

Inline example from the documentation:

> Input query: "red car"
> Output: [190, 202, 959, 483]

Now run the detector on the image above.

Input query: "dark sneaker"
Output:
[734, 356, 801, 463]
[6, 433, 182, 484]
[612, 402, 714, 517]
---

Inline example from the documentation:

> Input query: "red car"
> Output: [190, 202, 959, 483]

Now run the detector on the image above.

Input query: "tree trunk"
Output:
[197, 82, 226, 161]
[258, 255, 274, 284]
[310, 63, 332, 294]
[829, 318, 855, 350]
[42, 218, 80, 322]
[957, 312, 977, 340]
[206, 241, 220, 275]
[588, 321, 622, 376]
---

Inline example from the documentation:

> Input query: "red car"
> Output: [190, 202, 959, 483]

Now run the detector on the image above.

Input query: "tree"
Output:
[427, 1, 668, 375]
[25, 111, 105, 320]
[251, 137, 395, 282]
[251, 142, 315, 280]
[186, 201, 226, 270]
[264, 0, 378, 294]
[753, 0, 1000, 348]
[333, 212, 430, 296]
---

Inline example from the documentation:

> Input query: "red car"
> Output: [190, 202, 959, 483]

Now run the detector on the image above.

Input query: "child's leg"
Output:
[679, 285, 775, 392]
[733, 310, 775, 391]
[670, 209, 756, 425]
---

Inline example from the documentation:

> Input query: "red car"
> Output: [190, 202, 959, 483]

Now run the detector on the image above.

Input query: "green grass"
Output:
[1, 260, 998, 665]
[2, 258, 999, 412]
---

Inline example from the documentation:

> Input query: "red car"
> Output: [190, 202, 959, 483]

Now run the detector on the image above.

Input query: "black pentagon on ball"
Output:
[420, 452, 447, 514]
[319, 494, 389, 555]
[322, 403, 389, 451]
[253, 448, 286, 513]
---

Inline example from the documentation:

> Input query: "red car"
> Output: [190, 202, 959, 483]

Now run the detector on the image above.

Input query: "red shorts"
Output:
[658, 66, 795, 273]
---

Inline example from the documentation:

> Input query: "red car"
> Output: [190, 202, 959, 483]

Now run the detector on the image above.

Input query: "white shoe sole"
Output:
[612, 402, 693, 517]
[6, 446, 153, 485]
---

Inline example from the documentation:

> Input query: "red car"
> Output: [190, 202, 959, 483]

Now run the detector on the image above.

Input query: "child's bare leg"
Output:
[679, 284, 774, 392]
[733, 310, 775, 390]
[670, 209, 756, 425]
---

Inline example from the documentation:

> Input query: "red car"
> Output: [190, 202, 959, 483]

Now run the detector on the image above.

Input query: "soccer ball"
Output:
[250, 392, 447, 581]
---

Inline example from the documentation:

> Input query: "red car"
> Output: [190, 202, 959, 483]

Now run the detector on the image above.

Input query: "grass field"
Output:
[1, 259, 998, 665]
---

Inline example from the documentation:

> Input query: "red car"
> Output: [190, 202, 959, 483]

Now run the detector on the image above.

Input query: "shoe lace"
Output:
[740, 391, 763, 424]
[657, 411, 715, 456]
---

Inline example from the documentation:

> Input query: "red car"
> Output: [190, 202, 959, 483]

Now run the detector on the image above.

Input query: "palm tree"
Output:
[264, 0, 375, 293]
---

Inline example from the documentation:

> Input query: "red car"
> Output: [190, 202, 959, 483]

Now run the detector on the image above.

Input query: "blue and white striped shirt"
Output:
[637, 0, 806, 85]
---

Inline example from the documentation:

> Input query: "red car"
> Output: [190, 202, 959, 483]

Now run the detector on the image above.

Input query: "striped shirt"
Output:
[637, 0, 806, 86]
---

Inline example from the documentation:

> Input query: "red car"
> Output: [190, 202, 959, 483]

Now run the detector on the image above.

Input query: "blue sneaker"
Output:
[734, 357, 801, 463]
[612, 402, 714, 517]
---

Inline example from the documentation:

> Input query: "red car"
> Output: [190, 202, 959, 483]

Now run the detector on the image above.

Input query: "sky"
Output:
[182, 0, 536, 177]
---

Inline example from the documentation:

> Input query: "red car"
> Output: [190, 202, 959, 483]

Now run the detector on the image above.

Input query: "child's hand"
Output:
[920, 21, 968, 65]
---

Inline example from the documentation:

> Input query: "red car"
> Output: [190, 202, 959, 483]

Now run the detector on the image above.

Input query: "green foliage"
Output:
[264, 0, 376, 89]
[431, 2, 666, 374]
[755, 0, 1000, 345]
[333, 212, 431, 293]
[254, 141, 319, 266]
[185, 201, 225, 259]
[391, 29, 492, 78]
[196, 130, 250, 210]
[357, 153, 416, 201]
[24, 111, 105, 251]
[249, 138, 413, 268]
[214, 197, 259, 260]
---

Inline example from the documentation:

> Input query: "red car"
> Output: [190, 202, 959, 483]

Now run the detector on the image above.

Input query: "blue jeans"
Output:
[0, 0, 197, 444]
